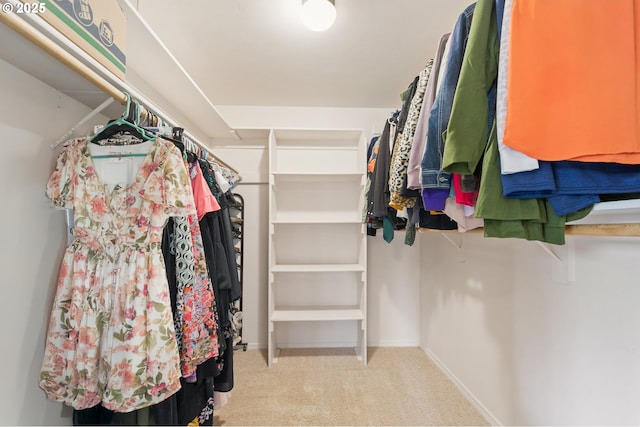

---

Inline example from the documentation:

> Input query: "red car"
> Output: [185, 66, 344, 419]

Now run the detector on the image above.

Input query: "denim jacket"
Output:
[442, 0, 498, 176]
[420, 2, 476, 191]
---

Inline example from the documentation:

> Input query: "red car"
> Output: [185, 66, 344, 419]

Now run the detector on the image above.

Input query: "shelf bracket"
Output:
[52, 97, 116, 149]
[535, 241, 561, 262]
[440, 232, 463, 250]
[440, 232, 465, 262]
[535, 240, 575, 284]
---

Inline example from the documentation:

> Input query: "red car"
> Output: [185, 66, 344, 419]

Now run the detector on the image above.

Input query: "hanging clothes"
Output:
[503, 0, 640, 163]
[388, 59, 433, 210]
[179, 159, 219, 379]
[196, 159, 241, 395]
[420, 2, 476, 211]
[494, 0, 640, 217]
[40, 137, 195, 412]
[367, 115, 408, 242]
[495, 0, 539, 175]
[406, 31, 450, 190]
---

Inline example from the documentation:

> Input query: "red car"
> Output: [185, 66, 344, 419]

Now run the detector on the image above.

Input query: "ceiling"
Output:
[133, 0, 473, 109]
[0, 0, 473, 140]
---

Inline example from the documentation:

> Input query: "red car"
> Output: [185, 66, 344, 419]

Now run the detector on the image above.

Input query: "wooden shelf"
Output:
[272, 264, 365, 273]
[274, 146, 360, 151]
[272, 172, 364, 178]
[271, 307, 365, 322]
[272, 218, 364, 224]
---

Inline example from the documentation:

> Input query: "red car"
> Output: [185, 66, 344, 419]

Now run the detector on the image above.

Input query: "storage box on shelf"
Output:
[39, 0, 127, 78]
[267, 129, 368, 366]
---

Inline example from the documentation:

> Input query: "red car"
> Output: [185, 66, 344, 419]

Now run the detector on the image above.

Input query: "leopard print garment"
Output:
[388, 59, 434, 210]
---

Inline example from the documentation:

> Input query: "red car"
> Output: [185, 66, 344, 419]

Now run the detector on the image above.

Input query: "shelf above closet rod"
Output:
[0, 7, 125, 101]
[0, 8, 240, 176]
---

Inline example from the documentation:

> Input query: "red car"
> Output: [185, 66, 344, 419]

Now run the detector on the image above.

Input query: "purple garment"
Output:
[422, 188, 449, 211]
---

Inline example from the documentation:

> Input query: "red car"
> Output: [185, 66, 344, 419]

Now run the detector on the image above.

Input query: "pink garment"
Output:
[191, 161, 220, 220]
[443, 198, 484, 232]
[453, 173, 478, 207]
[407, 32, 451, 189]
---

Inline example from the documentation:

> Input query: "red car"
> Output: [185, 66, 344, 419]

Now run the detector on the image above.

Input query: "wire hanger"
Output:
[90, 93, 156, 146]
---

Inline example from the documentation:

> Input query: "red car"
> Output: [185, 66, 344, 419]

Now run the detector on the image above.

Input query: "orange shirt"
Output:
[503, 0, 640, 163]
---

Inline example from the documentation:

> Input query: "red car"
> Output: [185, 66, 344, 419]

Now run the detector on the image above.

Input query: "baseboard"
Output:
[278, 341, 357, 349]
[248, 340, 421, 348]
[243, 342, 265, 349]
[370, 339, 420, 347]
[421, 346, 502, 426]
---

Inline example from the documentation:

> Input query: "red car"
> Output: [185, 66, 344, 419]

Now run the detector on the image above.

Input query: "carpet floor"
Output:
[214, 347, 489, 426]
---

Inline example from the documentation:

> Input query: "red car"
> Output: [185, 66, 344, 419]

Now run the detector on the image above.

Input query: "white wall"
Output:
[0, 58, 111, 425]
[216, 105, 392, 138]
[420, 232, 640, 425]
[212, 106, 422, 349]
[367, 235, 421, 346]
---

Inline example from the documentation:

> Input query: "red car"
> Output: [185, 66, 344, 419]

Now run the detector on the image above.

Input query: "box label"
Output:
[43, 0, 126, 75]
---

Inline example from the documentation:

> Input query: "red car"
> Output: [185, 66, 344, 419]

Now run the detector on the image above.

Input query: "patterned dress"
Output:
[40, 137, 196, 412]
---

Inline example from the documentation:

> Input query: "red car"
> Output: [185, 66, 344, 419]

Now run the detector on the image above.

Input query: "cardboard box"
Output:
[38, 0, 126, 79]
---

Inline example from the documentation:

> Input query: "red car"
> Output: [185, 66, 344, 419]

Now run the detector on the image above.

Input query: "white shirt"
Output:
[497, 0, 540, 174]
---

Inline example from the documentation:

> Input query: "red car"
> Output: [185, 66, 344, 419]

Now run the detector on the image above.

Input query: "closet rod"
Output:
[0, 9, 241, 177]
[419, 223, 640, 237]
[564, 223, 640, 237]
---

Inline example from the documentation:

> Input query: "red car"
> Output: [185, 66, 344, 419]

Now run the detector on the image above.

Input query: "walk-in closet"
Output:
[2, 1, 639, 426]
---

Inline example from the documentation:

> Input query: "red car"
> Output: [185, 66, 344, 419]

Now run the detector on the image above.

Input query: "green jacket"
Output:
[441, 0, 592, 244]
[442, 0, 498, 175]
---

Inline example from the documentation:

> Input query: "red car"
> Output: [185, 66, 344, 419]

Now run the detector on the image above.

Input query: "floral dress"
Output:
[40, 137, 196, 412]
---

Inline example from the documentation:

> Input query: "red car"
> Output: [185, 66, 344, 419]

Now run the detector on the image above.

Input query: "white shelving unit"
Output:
[268, 129, 368, 366]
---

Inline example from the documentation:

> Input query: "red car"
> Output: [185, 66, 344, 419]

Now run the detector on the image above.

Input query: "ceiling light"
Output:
[300, 0, 336, 32]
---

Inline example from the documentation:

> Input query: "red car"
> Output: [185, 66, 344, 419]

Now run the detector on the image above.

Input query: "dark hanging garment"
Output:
[175, 362, 216, 426]
[372, 119, 393, 219]
[419, 209, 458, 230]
[73, 400, 178, 425]
[162, 218, 179, 319]
[199, 212, 235, 396]
[213, 334, 235, 393]
[368, 117, 406, 237]
[219, 207, 242, 302]
[197, 159, 238, 395]
[396, 76, 419, 135]
[198, 159, 241, 302]
[73, 406, 126, 425]
[199, 212, 229, 359]
[399, 174, 421, 198]
[149, 395, 179, 425]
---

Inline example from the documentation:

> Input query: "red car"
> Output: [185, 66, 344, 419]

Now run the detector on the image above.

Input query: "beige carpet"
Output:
[214, 347, 489, 426]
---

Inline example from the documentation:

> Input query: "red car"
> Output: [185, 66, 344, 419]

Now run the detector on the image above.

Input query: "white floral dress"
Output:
[40, 137, 196, 412]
